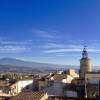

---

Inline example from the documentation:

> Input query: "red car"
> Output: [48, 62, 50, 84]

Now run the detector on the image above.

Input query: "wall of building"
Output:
[85, 73, 100, 98]
[10, 79, 33, 95]
[80, 58, 92, 78]
[38, 80, 48, 91]
[41, 93, 48, 100]
[43, 81, 63, 96]
[17, 80, 33, 93]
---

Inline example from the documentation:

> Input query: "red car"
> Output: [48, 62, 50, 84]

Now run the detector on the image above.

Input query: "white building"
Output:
[62, 75, 74, 84]
[10, 79, 33, 95]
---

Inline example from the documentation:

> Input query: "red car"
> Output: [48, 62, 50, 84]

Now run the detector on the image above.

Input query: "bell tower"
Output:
[80, 46, 92, 78]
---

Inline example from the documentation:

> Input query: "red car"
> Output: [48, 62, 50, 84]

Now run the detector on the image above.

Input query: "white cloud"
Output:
[0, 45, 29, 53]
[41, 43, 66, 49]
[31, 29, 61, 39]
[56, 53, 80, 57]
[88, 49, 100, 53]
[42, 43, 83, 52]
[0, 39, 32, 53]
[44, 48, 82, 53]
[43, 43, 100, 54]
[0, 40, 32, 45]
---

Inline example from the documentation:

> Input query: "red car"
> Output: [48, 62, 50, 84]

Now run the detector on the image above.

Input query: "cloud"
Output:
[43, 43, 100, 54]
[53, 52, 80, 57]
[0, 39, 32, 53]
[88, 49, 100, 53]
[0, 45, 28, 53]
[42, 42, 82, 51]
[1, 33, 100, 56]
[31, 29, 61, 39]
[44, 48, 100, 53]
[0, 40, 32, 45]
[32, 29, 54, 38]
[44, 48, 82, 53]
[41, 43, 66, 49]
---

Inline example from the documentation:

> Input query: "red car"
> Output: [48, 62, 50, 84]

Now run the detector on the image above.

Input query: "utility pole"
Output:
[99, 79, 100, 96]
[85, 75, 87, 98]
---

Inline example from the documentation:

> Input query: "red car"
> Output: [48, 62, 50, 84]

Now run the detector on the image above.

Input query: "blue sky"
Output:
[0, 0, 100, 67]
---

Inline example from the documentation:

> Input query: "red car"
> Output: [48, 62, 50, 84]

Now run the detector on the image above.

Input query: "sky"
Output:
[0, 0, 100, 67]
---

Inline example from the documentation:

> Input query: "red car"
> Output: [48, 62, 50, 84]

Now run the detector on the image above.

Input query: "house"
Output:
[43, 74, 67, 96]
[0, 80, 12, 98]
[10, 78, 34, 96]
[85, 72, 100, 98]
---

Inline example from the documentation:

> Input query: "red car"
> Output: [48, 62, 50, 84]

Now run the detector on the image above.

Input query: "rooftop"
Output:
[53, 74, 67, 81]
[11, 91, 47, 100]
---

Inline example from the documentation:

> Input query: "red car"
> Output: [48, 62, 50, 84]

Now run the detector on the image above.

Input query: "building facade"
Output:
[10, 79, 33, 96]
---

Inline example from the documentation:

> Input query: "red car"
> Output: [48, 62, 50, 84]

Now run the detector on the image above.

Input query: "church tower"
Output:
[80, 46, 92, 78]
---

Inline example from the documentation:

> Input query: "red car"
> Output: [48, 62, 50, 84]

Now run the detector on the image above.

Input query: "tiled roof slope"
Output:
[11, 91, 46, 100]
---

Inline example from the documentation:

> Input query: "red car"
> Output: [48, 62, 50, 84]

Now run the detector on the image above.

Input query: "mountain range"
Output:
[0, 57, 78, 72]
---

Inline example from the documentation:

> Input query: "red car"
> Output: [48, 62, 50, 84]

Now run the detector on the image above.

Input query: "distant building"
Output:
[67, 69, 79, 78]
[80, 46, 92, 78]
[62, 75, 73, 84]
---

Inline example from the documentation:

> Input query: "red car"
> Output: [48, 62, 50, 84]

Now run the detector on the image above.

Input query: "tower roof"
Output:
[82, 46, 88, 59]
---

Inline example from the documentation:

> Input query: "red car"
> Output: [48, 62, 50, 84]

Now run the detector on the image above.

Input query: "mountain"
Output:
[0, 57, 78, 72]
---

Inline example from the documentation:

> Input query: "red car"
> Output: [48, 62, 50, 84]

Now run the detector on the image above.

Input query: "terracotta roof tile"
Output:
[11, 91, 47, 100]
[53, 74, 67, 81]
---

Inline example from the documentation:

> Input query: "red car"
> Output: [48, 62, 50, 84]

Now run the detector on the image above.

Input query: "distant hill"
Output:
[0, 57, 78, 72]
